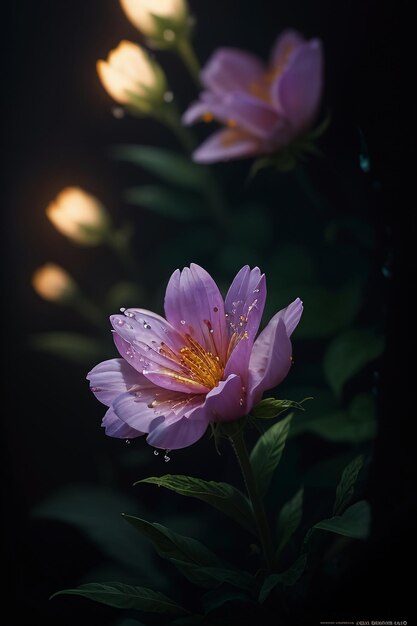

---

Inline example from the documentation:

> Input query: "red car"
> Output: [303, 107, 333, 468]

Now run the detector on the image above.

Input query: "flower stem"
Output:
[176, 37, 201, 87]
[229, 427, 275, 572]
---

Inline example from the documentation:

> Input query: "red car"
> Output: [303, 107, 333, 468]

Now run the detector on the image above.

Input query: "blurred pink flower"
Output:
[183, 30, 323, 163]
[88, 265, 302, 450]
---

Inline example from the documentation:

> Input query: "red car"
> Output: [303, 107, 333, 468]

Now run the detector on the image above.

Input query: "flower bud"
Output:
[120, 0, 189, 45]
[46, 187, 109, 246]
[32, 263, 77, 302]
[97, 40, 166, 111]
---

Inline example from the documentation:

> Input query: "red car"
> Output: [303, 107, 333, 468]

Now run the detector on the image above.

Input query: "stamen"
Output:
[202, 111, 214, 123]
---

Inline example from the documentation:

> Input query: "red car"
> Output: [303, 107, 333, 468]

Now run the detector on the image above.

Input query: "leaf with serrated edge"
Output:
[259, 554, 307, 603]
[170, 560, 255, 591]
[137, 475, 255, 534]
[249, 414, 293, 498]
[51, 582, 188, 614]
[275, 488, 304, 558]
[309, 501, 371, 540]
[334, 456, 364, 515]
[122, 515, 222, 567]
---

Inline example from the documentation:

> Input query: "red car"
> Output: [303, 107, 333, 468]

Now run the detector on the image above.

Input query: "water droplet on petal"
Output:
[124, 311, 135, 318]
[119, 307, 126, 312]
[239, 398, 244, 406]
[125, 439, 131, 445]
[253, 288, 260, 293]
[116, 318, 124, 326]
[153, 450, 159, 456]
[143, 321, 152, 329]
[213, 306, 219, 313]
[225, 313, 229, 318]
[180, 320, 186, 325]
[164, 454, 171, 462]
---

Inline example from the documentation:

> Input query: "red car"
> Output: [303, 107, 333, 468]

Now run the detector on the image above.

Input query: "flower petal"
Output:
[192, 129, 261, 164]
[183, 92, 280, 140]
[164, 264, 228, 360]
[146, 374, 244, 449]
[112, 391, 161, 433]
[146, 410, 209, 450]
[270, 29, 305, 66]
[201, 48, 264, 95]
[111, 310, 186, 375]
[274, 40, 323, 130]
[247, 298, 303, 404]
[102, 406, 144, 439]
[87, 358, 140, 406]
[224, 268, 266, 382]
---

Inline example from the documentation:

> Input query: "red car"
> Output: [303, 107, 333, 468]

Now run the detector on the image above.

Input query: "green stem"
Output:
[229, 427, 275, 572]
[156, 104, 231, 231]
[176, 37, 201, 87]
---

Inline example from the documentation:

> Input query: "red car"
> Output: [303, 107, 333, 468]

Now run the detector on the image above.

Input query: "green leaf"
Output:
[259, 555, 307, 603]
[33, 486, 161, 580]
[202, 588, 250, 613]
[170, 560, 255, 591]
[275, 488, 304, 558]
[334, 456, 364, 515]
[111, 145, 206, 190]
[310, 501, 371, 540]
[251, 398, 310, 420]
[124, 186, 205, 221]
[324, 329, 385, 397]
[51, 582, 188, 614]
[289, 393, 377, 443]
[122, 515, 222, 567]
[249, 414, 293, 498]
[137, 475, 255, 534]
[29, 333, 109, 366]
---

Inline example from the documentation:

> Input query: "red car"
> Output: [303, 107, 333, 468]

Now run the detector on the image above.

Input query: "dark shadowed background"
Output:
[2, 1, 414, 625]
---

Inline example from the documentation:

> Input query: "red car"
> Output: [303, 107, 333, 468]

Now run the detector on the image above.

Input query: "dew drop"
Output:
[209, 329, 214, 334]
[253, 288, 260, 293]
[124, 311, 135, 318]
[136, 391, 142, 398]
[239, 398, 244, 406]
[125, 439, 131, 445]
[164, 454, 171, 462]
[225, 313, 229, 318]
[180, 320, 186, 325]
[143, 322, 152, 329]
[119, 307, 126, 312]
[116, 318, 124, 326]
[91, 387, 102, 393]
[213, 306, 219, 312]
[153, 450, 159, 456]
[144, 345, 150, 351]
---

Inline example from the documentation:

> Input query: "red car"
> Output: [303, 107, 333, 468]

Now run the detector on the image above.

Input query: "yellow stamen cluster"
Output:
[179, 335, 224, 389]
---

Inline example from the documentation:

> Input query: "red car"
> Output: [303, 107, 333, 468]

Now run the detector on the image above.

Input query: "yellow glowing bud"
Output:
[46, 187, 109, 246]
[120, 0, 188, 40]
[97, 40, 166, 108]
[32, 264, 76, 302]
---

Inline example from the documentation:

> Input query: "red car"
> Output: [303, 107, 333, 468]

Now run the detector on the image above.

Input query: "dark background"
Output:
[2, 1, 414, 625]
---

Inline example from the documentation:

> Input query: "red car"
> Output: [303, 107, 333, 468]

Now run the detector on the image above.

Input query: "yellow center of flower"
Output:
[179, 335, 224, 390]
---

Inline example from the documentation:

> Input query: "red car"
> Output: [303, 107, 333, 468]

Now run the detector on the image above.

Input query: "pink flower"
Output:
[183, 30, 323, 163]
[87, 265, 303, 450]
